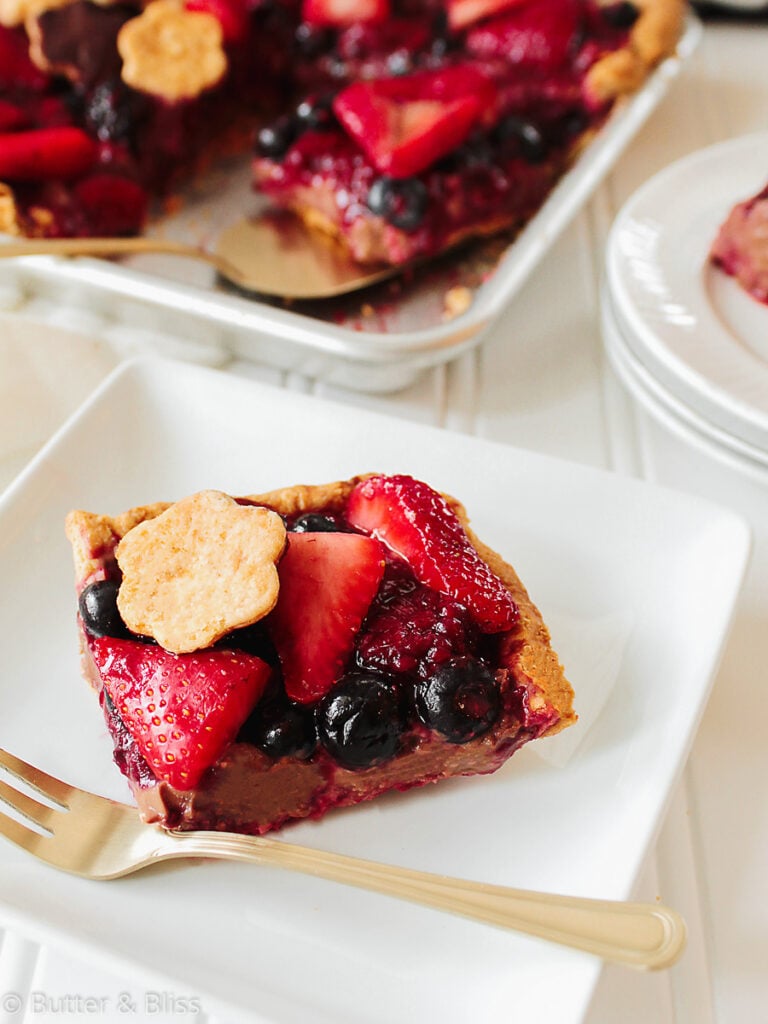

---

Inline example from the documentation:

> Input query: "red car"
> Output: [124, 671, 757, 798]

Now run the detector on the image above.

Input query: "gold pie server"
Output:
[0, 215, 400, 301]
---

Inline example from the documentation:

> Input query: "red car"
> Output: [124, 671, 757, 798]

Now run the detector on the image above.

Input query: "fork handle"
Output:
[169, 831, 685, 970]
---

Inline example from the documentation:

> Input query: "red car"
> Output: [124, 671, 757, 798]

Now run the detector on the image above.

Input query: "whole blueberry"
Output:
[414, 656, 500, 743]
[290, 513, 341, 533]
[562, 109, 589, 139]
[386, 51, 412, 76]
[78, 579, 127, 638]
[85, 79, 147, 146]
[295, 22, 336, 58]
[255, 116, 297, 160]
[367, 176, 428, 231]
[496, 116, 547, 164]
[317, 673, 404, 769]
[240, 698, 317, 760]
[430, 8, 457, 57]
[601, 2, 639, 29]
[456, 133, 494, 169]
[222, 621, 278, 664]
[296, 94, 336, 132]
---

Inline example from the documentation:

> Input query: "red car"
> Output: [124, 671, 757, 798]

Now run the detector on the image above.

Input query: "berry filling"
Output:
[71, 474, 572, 837]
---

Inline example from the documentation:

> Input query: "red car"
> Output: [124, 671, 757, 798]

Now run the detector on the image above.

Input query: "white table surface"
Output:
[1, 19, 767, 1024]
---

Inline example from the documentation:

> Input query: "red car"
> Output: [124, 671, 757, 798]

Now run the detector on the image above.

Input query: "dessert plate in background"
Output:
[0, 359, 749, 1024]
[606, 131, 768, 457]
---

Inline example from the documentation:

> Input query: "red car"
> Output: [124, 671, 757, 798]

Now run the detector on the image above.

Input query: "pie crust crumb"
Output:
[443, 285, 473, 321]
[0, 184, 20, 235]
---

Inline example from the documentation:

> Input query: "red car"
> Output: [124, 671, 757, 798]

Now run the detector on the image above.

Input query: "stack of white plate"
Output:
[602, 133, 768, 486]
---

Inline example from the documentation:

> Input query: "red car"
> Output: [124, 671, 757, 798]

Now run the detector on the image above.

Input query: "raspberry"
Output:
[356, 564, 474, 679]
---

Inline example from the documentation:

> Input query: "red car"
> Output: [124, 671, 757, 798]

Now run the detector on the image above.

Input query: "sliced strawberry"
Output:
[0, 127, 97, 181]
[185, 0, 248, 43]
[466, 0, 580, 70]
[90, 636, 271, 790]
[447, 0, 527, 32]
[302, 0, 390, 28]
[75, 174, 148, 235]
[268, 532, 386, 704]
[346, 475, 518, 634]
[332, 65, 496, 179]
[0, 100, 27, 133]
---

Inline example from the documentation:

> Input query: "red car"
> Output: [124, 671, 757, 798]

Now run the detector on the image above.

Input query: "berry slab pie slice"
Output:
[66, 475, 575, 835]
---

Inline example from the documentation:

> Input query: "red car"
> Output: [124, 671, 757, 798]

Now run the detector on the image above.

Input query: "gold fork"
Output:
[0, 747, 686, 970]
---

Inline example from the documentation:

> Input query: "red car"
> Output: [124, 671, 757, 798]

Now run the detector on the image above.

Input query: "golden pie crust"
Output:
[586, 0, 688, 103]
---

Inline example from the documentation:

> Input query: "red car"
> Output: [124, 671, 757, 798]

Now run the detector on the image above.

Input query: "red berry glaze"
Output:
[74, 174, 148, 235]
[268, 532, 386, 704]
[0, 99, 28, 132]
[0, 27, 48, 92]
[332, 64, 496, 179]
[90, 636, 271, 790]
[346, 475, 518, 633]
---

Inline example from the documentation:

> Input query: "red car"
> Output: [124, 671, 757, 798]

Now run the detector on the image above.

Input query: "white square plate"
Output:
[0, 359, 749, 1024]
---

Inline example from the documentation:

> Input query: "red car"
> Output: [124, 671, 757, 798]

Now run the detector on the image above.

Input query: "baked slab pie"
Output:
[65, 475, 575, 834]
[0, 0, 686, 265]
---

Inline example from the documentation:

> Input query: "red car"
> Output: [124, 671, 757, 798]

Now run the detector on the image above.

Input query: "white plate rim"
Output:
[602, 291, 768, 484]
[0, 356, 751, 1024]
[606, 130, 768, 452]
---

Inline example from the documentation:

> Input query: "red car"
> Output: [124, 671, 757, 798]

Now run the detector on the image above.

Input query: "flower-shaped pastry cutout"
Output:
[117, 0, 227, 102]
[116, 490, 287, 653]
